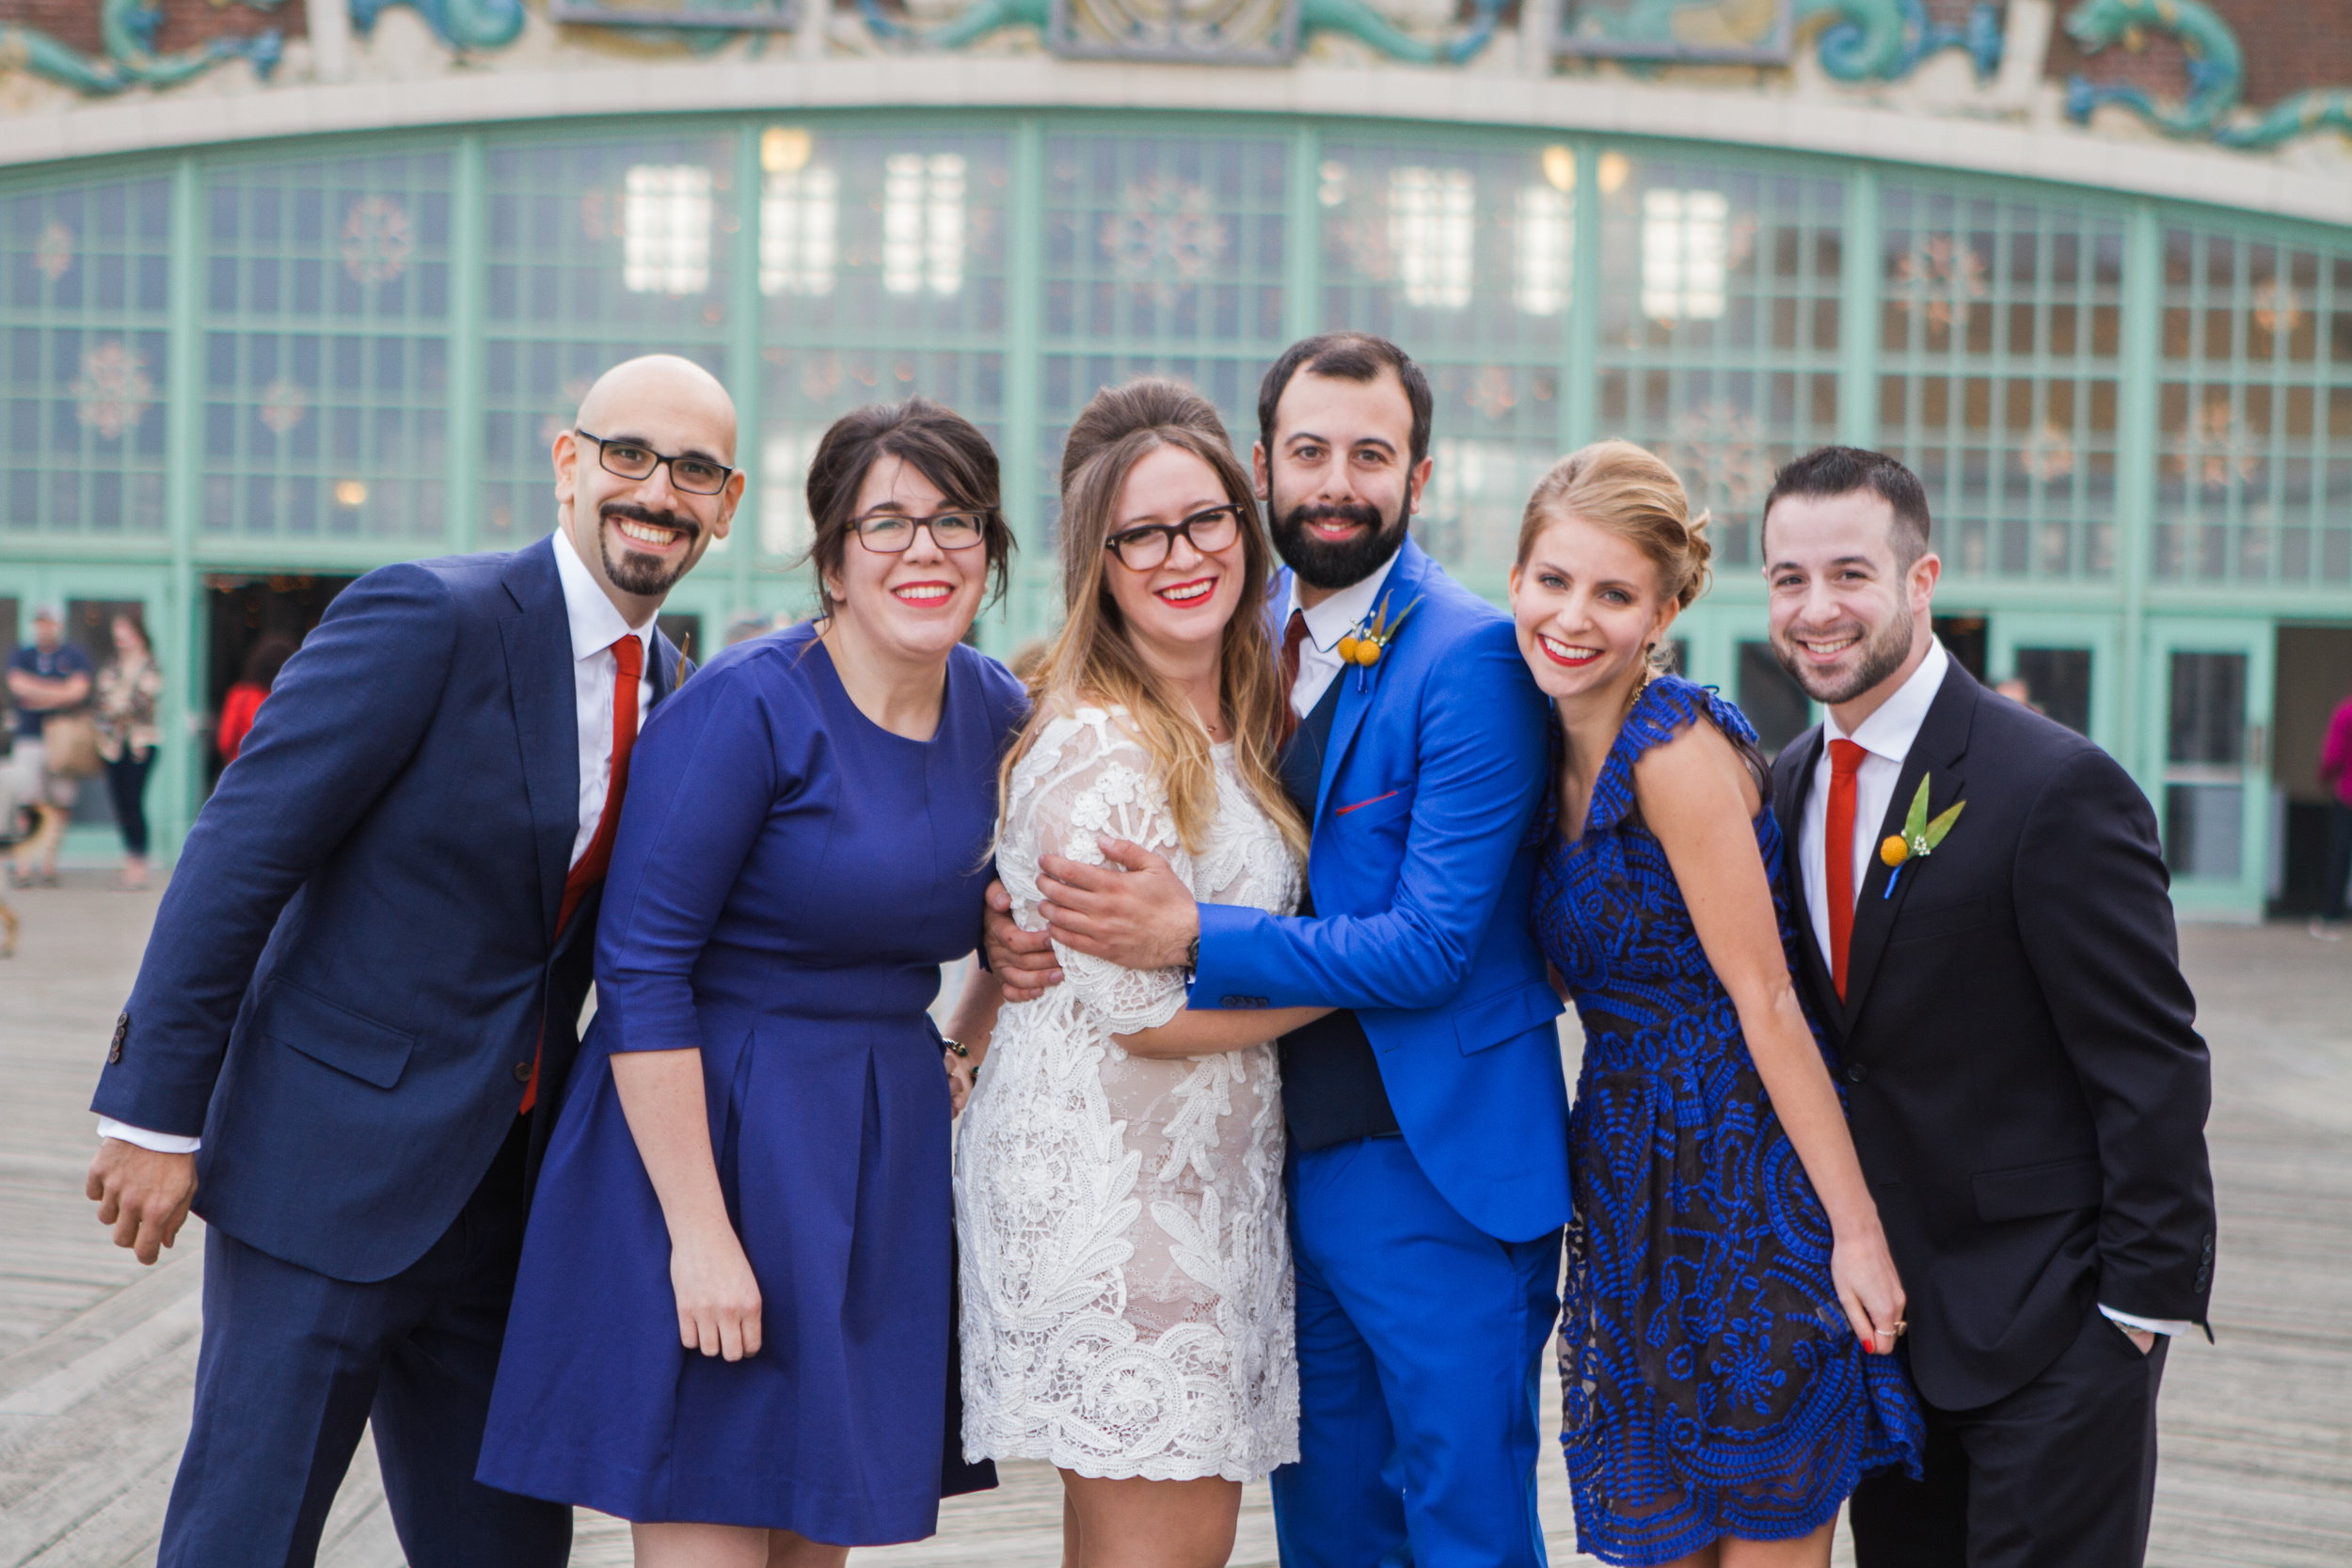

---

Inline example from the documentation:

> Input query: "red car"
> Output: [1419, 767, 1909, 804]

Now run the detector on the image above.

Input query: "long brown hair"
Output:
[1002, 380, 1305, 860]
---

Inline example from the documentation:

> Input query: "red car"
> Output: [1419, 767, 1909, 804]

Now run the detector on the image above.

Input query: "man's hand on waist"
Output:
[1040, 838, 1200, 973]
[982, 879, 1063, 1003]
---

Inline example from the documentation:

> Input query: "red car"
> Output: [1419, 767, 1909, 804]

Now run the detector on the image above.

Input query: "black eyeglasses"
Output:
[1104, 504, 1244, 570]
[852, 512, 993, 553]
[576, 429, 735, 496]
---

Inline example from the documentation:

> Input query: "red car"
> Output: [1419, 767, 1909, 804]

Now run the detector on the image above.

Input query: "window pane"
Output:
[2, 175, 173, 536]
[200, 154, 453, 543]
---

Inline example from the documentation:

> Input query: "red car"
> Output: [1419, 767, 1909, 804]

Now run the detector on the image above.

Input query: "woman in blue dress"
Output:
[1507, 441, 1922, 1566]
[479, 398, 1025, 1565]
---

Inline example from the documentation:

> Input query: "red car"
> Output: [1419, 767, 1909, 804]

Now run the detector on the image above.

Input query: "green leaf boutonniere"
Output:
[1879, 776, 1964, 898]
[1334, 591, 1422, 692]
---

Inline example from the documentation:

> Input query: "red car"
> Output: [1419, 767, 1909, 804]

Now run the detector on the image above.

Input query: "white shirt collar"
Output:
[1825, 637, 1950, 765]
[552, 526, 658, 664]
[1283, 550, 1403, 653]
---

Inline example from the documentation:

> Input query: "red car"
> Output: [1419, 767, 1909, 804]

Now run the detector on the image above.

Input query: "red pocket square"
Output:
[1335, 789, 1403, 816]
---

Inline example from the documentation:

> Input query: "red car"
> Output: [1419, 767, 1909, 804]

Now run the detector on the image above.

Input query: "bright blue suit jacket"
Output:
[1189, 538, 1572, 1243]
[88, 535, 685, 1284]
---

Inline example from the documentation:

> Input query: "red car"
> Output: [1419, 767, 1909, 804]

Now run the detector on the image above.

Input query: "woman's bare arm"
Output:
[1115, 1006, 1330, 1059]
[941, 961, 1005, 1113]
[610, 1049, 763, 1361]
[1634, 721, 1906, 1354]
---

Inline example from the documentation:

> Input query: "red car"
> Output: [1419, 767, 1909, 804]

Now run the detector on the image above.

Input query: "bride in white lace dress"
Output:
[945, 381, 1322, 1564]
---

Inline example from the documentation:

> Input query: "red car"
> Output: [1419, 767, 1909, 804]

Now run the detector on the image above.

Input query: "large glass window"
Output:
[3, 174, 172, 536]
[1320, 139, 1574, 585]
[1879, 186, 2123, 583]
[757, 128, 1009, 565]
[482, 134, 735, 545]
[1037, 131, 1290, 541]
[2155, 229, 2352, 586]
[1598, 154, 1843, 568]
[200, 154, 453, 543]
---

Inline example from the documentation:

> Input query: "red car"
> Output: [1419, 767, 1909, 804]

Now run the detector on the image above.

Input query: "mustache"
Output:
[1281, 501, 1386, 533]
[600, 502, 700, 545]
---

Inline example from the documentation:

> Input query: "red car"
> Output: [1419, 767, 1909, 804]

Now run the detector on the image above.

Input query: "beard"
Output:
[1772, 601, 1916, 706]
[1269, 495, 1411, 592]
[599, 502, 701, 596]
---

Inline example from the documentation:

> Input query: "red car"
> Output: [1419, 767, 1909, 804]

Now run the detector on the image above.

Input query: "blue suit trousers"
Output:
[159, 1118, 569, 1568]
[1273, 1135, 1563, 1568]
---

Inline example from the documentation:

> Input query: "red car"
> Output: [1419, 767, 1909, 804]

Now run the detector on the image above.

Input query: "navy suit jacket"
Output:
[89, 534, 685, 1284]
[1188, 539, 1573, 1243]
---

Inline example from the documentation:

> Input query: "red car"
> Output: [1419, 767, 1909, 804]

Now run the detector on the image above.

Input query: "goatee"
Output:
[600, 503, 699, 597]
[1271, 498, 1410, 592]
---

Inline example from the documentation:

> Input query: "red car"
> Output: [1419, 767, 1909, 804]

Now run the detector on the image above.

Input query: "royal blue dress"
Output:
[478, 623, 1025, 1544]
[1530, 675, 1921, 1564]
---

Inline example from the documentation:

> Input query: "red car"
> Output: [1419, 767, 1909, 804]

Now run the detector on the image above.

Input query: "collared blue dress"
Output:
[478, 621, 1025, 1544]
[1531, 675, 1922, 1565]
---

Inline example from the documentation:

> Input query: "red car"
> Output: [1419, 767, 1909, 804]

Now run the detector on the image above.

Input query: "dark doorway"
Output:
[1931, 615, 1988, 682]
[2272, 624, 2352, 915]
[2010, 647, 2093, 736]
[204, 575, 358, 788]
[657, 613, 702, 670]
[1737, 641, 1812, 757]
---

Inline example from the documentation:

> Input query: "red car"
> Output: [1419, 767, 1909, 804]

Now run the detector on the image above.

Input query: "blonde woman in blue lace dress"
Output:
[1509, 442, 1921, 1567]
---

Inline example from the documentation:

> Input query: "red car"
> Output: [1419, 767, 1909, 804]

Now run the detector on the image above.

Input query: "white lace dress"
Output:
[955, 705, 1304, 1483]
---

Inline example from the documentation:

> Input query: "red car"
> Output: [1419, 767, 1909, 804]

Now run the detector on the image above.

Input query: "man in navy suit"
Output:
[989, 336, 1572, 1567]
[84, 355, 742, 1567]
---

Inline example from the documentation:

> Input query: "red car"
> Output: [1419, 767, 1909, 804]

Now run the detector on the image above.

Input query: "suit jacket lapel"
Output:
[1774, 725, 1838, 1022]
[498, 536, 580, 947]
[1315, 540, 1430, 824]
[1840, 663, 1979, 1029]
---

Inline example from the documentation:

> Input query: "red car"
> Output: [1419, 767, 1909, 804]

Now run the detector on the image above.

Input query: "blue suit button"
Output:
[1845, 1063, 1867, 1085]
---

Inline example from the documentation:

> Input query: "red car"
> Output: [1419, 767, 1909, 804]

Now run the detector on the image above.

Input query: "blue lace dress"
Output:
[1531, 675, 1921, 1564]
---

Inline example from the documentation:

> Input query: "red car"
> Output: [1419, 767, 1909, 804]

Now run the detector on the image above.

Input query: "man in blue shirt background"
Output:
[8, 603, 93, 886]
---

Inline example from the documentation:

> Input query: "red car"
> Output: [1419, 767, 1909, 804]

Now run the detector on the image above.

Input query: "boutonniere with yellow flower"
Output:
[1881, 775, 1965, 898]
[1334, 591, 1422, 692]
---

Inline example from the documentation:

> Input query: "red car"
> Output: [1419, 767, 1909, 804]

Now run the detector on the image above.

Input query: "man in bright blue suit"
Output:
[82, 356, 739, 1568]
[991, 335, 1573, 1566]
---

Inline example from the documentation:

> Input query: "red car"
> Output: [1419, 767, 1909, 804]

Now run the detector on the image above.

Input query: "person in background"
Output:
[8, 604, 93, 889]
[95, 612, 167, 891]
[2314, 686, 2352, 941]
[216, 638, 294, 767]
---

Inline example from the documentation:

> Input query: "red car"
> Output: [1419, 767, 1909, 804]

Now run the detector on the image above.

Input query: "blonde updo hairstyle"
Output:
[1516, 440, 1714, 634]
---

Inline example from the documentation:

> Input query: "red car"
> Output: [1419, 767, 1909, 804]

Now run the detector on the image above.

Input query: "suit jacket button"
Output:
[108, 1011, 130, 1065]
[514, 1061, 533, 1084]
[1845, 1063, 1868, 1085]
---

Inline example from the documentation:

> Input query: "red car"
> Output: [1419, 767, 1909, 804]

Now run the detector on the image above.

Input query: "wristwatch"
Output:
[1184, 935, 1200, 976]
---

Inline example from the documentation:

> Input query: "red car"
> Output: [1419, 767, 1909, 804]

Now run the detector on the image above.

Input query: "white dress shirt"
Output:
[1282, 552, 1402, 721]
[99, 529, 655, 1157]
[1794, 636, 2187, 1341]
[1798, 638, 1948, 969]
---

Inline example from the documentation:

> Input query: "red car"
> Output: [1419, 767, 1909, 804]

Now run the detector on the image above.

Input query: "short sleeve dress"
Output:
[1530, 674, 1922, 1564]
[478, 622, 1027, 1545]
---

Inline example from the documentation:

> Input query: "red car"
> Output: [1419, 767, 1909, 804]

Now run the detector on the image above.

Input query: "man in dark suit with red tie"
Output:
[82, 356, 741, 1568]
[1761, 446, 2216, 1567]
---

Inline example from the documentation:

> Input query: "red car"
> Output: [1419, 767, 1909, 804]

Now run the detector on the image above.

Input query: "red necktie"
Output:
[1278, 610, 1310, 744]
[521, 632, 644, 1114]
[1825, 738, 1867, 1002]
